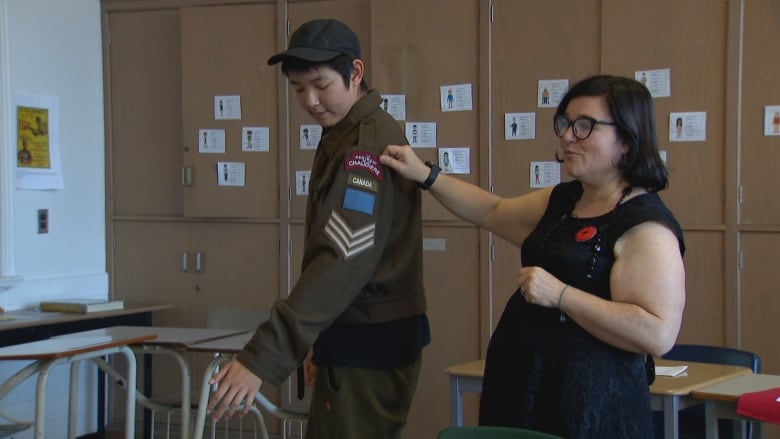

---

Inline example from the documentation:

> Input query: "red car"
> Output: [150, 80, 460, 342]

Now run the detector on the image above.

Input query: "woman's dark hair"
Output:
[281, 54, 368, 92]
[554, 75, 669, 191]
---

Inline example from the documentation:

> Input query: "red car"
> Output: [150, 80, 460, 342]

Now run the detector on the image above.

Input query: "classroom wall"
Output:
[0, 0, 107, 309]
[0, 0, 105, 435]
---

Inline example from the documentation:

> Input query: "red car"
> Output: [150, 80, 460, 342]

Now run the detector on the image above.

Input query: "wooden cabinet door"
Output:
[490, 0, 602, 329]
[189, 222, 280, 326]
[740, 0, 780, 225]
[740, 0, 780, 397]
[181, 4, 279, 218]
[111, 220, 195, 409]
[602, 0, 728, 344]
[368, 0, 483, 435]
[113, 221, 194, 326]
[106, 8, 183, 217]
[602, 0, 727, 226]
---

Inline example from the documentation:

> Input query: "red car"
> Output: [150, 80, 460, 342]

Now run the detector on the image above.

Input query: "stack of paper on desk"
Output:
[655, 365, 689, 377]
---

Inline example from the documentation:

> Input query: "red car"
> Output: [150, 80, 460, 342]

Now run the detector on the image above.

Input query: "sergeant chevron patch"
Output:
[324, 211, 375, 260]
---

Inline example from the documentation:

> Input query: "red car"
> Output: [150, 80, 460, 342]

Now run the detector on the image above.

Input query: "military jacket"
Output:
[236, 90, 426, 385]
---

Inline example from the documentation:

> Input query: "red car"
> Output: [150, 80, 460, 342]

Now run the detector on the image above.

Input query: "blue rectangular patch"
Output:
[343, 187, 375, 215]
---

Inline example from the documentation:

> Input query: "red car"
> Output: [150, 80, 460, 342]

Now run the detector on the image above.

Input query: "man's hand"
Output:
[207, 359, 263, 421]
[303, 348, 317, 387]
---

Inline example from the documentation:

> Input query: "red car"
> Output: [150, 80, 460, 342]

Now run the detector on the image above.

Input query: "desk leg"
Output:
[166, 348, 191, 439]
[35, 360, 58, 438]
[143, 352, 152, 439]
[134, 345, 191, 439]
[194, 355, 232, 439]
[449, 375, 464, 427]
[69, 360, 81, 438]
[662, 395, 680, 439]
[704, 400, 719, 439]
[118, 346, 137, 439]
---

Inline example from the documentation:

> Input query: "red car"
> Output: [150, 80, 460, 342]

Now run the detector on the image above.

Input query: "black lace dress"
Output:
[478, 181, 685, 438]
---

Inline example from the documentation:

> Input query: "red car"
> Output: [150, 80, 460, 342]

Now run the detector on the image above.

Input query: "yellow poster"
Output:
[17, 106, 51, 169]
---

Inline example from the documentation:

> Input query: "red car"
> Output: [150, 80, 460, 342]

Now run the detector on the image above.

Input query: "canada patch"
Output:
[347, 173, 378, 193]
[343, 187, 376, 215]
[344, 150, 383, 181]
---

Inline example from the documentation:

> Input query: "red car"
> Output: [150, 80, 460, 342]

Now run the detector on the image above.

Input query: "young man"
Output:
[207, 19, 430, 439]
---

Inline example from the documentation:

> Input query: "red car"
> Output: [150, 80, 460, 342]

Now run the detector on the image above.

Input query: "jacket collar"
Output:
[320, 89, 382, 159]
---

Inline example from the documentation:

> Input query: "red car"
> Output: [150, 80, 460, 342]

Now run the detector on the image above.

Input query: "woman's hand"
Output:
[516, 266, 567, 309]
[380, 144, 430, 184]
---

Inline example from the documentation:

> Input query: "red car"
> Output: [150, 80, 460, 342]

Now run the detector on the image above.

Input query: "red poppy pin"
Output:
[575, 226, 597, 242]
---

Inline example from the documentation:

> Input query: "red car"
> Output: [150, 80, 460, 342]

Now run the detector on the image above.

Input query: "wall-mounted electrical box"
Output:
[37, 209, 49, 234]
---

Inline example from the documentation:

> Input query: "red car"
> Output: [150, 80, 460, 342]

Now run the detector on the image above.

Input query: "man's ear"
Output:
[350, 59, 365, 88]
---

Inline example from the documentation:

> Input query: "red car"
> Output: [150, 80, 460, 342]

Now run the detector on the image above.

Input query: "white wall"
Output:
[0, 0, 105, 436]
[0, 0, 107, 309]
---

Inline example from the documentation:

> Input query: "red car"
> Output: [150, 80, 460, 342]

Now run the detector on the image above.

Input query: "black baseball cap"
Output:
[267, 19, 361, 65]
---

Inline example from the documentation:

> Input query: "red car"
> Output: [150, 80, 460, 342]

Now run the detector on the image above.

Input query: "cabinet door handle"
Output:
[195, 251, 202, 273]
[182, 251, 189, 272]
[182, 165, 193, 187]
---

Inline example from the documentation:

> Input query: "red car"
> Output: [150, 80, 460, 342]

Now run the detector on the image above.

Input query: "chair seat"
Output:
[280, 397, 310, 416]
[0, 423, 32, 438]
[437, 426, 565, 439]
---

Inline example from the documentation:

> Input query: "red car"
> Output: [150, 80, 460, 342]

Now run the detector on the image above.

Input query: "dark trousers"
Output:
[305, 357, 422, 439]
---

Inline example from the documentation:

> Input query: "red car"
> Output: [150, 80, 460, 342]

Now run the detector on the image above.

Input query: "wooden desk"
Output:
[444, 359, 752, 439]
[0, 304, 172, 336]
[651, 359, 753, 439]
[186, 331, 252, 354]
[0, 304, 170, 437]
[58, 325, 249, 439]
[444, 359, 484, 428]
[0, 329, 156, 438]
[691, 373, 780, 439]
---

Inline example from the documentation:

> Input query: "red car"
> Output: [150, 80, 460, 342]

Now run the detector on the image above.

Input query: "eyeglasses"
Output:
[554, 114, 616, 140]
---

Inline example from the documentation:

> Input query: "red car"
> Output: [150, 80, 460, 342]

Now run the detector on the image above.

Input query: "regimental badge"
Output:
[344, 150, 383, 181]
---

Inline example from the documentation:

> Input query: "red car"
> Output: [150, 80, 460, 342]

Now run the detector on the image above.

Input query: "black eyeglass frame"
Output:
[553, 114, 617, 140]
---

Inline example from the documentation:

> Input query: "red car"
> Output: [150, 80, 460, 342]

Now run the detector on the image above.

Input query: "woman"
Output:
[380, 75, 685, 438]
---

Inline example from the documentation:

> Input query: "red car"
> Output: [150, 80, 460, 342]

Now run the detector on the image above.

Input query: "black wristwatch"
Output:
[418, 161, 441, 190]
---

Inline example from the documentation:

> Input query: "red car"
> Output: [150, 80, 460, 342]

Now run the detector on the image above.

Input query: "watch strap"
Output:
[418, 161, 441, 190]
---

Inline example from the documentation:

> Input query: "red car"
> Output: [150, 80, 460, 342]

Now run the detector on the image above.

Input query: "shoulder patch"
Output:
[347, 173, 378, 193]
[343, 187, 375, 215]
[344, 150, 383, 181]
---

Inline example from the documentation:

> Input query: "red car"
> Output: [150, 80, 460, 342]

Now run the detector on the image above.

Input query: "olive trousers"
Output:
[304, 357, 422, 439]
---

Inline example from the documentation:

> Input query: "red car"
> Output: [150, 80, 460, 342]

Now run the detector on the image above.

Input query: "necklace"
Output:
[571, 185, 633, 218]
[554, 184, 633, 324]
[616, 185, 633, 208]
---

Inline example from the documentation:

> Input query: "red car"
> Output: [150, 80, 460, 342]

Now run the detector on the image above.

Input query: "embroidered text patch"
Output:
[347, 173, 378, 193]
[344, 150, 383, 181]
